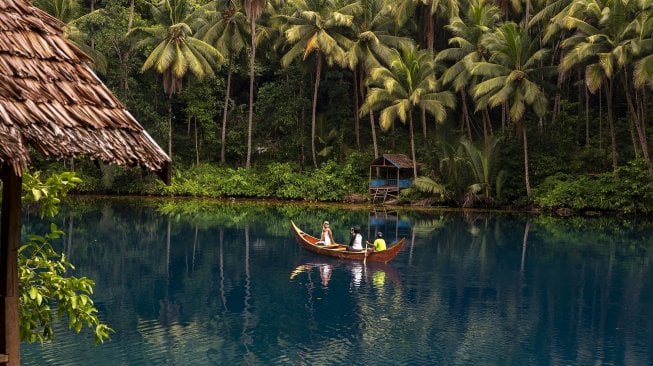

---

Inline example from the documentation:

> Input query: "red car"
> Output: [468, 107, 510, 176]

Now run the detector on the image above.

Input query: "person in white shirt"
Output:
[316, 221, 333, 245]
[348, 226, 363, 251]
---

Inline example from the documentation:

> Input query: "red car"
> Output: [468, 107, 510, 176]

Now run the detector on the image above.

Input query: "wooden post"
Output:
[0, 164, 21, 365]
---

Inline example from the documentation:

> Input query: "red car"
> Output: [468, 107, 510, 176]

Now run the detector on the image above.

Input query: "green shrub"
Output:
[533, 160, 653, 213]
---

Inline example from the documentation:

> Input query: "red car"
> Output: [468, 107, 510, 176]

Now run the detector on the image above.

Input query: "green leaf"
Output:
[29, 287, 38, 300]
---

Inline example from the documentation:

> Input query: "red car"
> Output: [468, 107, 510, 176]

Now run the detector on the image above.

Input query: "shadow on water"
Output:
[19, 197, 653, 366]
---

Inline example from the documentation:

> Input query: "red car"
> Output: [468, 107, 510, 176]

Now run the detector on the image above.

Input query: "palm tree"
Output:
[436, 0, 501, 142]
[386, 0, 459, 139]
[276, 0, 361, 168]
[361, 45, 456, 177]
[349, 0, 413, 157]
[33, 0, 107, 74]
[130, 0, 223, 160]
[470, 22, 551, 197]
[560, 0, 650, 169]
[32, 0, 79, 22]
[460, 136, 506, 204]
[386, 0, 459, 52]
[243, 0, 268, 168]
[196, 0, 249, 164]
[632, 1, 653, 88]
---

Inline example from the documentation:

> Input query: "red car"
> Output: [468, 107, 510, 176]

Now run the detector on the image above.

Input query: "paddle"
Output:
[364, 240, 369, 264]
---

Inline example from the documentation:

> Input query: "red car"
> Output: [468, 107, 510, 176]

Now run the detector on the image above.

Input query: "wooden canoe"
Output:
[290, 221, 405, 263]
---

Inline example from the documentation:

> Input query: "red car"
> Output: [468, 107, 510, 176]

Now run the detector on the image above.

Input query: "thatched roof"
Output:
[370, 154, 421, 169]
[0, 0, 170, 180]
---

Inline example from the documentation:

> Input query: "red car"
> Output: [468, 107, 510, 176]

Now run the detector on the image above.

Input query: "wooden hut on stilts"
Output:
[368, 154, 420, 204]
[0, 1, 170, 364]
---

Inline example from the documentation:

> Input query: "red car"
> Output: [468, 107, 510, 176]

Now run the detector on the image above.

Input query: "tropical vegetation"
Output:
[30, 0, 653, 213]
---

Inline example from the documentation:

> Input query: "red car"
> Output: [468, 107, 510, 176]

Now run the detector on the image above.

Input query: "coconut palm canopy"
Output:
[0, 0, 170, 180]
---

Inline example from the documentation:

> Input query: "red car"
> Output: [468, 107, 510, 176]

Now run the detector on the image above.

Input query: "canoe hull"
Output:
[291, 221, 404, 263]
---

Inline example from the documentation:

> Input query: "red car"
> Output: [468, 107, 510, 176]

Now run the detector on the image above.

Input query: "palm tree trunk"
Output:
[460, 90, 472, 141]
[637, 88, 650, 168]
[622, 72, 651, 167]
[353, 67, 360, 149]
[194, 117, 199, 166]
[367, 84, 379, 160]
[370, 111, 379, 159]
[221, 60, 233, 164]
[168, 95, 173, 161]
[421, 106, 427, 138]
[605, 78, 618, 170]
[482, 108, 493, 137]
[501, 102, 507, 131]
[521, 119, 532, 197]
[128, 0, 135, 30]
[246, 20, 256, 168]
[585, 84, 590, 146]
[409, 111, 418, 178]
[311, 55, 323, 168]
[426, 11, 435, 53]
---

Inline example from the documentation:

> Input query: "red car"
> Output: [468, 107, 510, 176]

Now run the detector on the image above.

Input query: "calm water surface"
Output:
[21, 199, 653, 365]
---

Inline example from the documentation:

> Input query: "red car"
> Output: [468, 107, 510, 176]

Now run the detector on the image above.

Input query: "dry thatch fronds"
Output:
[0, 0, 170, 180]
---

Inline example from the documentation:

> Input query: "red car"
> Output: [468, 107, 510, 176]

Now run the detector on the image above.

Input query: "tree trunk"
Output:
[605, 78, 618, 170]
[311, 55, 323, 168]
[353, 67, 360, 149]
[482, 108, 493, 138]
[426, 11, 435, 53]
[367, 86, 379, 160]
[421, 106, 427, 139]
[370, 111, 379, 159]
[622, 72, 651, 167]
[0, 165, 21, 365]
[221, 61, 233, 164]
[637, 88, 649, 166]
[576, 70, 583, 144]
[521, 119, 532, 197]
[460, 90, 472, 141]
[194, 117, 199, 166]
[128, 0, 135, 30]
[246, 20, 256, 168]
[501, 102, 507, 131]
[409, 111, 418, 178]
[168, 95, 173, 161]
[585, 84, 590, 146]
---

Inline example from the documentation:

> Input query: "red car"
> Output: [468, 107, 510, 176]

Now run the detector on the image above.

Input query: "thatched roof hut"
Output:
[0, 1, 170, 364]
[0, 0, 170, 178]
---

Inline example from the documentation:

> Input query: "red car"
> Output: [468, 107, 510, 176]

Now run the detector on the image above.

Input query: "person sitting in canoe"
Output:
[316, 220, 333, 245]
[371, 232, 386, 252]
[348, 226, 364, 252]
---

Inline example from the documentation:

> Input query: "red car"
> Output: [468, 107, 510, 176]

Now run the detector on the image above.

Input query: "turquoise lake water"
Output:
[20, 198, 653, 365]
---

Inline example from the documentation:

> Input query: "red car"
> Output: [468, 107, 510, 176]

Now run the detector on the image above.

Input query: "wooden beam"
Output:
[0, 165, 21, 365]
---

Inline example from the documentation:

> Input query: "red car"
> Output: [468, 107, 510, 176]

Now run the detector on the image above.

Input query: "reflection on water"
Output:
[290, 258, 401, 290]
[20, 198, 653, 365]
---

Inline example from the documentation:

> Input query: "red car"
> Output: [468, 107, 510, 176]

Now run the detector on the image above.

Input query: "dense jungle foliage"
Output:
[31, 0, 653, 213]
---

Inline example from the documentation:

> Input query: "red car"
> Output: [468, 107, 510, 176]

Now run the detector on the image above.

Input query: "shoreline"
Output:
[63, 193, 636, 218]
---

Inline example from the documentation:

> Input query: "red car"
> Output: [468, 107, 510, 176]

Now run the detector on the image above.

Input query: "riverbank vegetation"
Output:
[31, 0, 653, 213]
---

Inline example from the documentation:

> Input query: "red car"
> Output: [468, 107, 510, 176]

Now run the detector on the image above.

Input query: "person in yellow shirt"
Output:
[372, 232, 386, 252]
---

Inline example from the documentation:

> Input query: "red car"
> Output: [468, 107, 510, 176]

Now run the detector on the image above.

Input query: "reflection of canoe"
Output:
[291, 221, 405, 263]
[290, 255, 402, 286]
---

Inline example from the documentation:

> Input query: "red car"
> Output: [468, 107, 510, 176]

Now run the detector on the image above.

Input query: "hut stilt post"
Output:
[0, 164, 21, 365]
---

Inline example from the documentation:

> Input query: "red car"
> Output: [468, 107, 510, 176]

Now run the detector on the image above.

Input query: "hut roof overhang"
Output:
[0, 0, 170, 181]
[370, 154, 421, 170]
